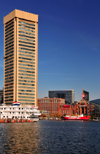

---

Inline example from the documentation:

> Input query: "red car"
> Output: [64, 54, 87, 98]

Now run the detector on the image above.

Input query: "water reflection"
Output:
[0, 123, 41, 153]
[0, 121, 100, 153]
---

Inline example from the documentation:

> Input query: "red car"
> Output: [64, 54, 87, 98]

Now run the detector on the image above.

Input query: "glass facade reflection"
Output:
[49, 90, 74, 104]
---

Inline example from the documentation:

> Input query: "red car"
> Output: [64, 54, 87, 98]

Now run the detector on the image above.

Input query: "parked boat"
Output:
[63, 114, 89, 121]
[0, 102, 41, 123]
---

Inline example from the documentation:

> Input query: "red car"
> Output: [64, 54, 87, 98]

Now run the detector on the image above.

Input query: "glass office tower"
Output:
[49, 90, 74, 104]
[4, 9, 38, 106]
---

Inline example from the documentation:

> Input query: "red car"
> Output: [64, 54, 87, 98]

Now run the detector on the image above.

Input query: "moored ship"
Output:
[62, 88, 90, 121]
[63, 114, 89, 121]
[0, 102, 41, 123]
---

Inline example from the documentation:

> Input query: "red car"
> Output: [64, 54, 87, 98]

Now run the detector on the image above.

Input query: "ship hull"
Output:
[63, 116, 89, 121]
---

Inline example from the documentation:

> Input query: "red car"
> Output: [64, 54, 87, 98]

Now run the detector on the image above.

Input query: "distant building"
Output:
[49, 90, 74, 104]
[90, 99, 100, 105]
[38, 98, 65, 115]
[38, 90, 94, 117]
[58, 90, 92, 116]
[58, 100, 90, 116]
[89, 99, 100, 117]
[84, 90, 89, 101]
[0, 90, 3, 104]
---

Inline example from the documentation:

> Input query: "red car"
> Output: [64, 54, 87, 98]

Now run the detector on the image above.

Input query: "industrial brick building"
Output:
[38, 90, 94, 117]
[38, 98, 65, 115]
[58, 89, 93, 116]
[58, 100, 90, 116]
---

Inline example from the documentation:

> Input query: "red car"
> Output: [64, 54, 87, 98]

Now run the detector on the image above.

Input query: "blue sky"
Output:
[0, 0, 100, 101]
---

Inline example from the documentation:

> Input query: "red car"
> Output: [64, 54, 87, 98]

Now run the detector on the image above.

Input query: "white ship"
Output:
[0, 102, 41, 122]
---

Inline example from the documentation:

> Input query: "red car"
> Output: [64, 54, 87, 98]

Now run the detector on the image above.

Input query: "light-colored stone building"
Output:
[3, 9, 38, 106]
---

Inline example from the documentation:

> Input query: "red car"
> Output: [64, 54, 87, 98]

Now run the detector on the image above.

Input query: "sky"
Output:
[0, 0, 100, 101]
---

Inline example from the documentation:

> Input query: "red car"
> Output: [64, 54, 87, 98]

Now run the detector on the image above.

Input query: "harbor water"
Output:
[0, 120, 100, 154]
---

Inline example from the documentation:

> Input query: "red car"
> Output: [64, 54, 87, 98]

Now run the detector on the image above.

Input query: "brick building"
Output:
[38, 98, 65, 115]
[58, 89, 93, 116]
[38, 89, 94, 117]
[58, 100, 90, 116]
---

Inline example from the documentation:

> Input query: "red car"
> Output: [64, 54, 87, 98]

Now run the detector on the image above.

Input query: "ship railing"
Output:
[34, 113, 41, 116]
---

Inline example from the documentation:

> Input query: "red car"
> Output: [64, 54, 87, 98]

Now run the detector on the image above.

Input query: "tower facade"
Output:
[49, 90, 74, 104]
[3, 9, 38, 106]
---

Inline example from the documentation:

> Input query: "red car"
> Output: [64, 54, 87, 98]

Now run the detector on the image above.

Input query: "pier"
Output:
[0, 119, 34, 123]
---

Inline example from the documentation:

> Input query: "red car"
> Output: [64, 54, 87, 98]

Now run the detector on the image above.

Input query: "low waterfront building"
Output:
[38, 98, 65, 116]
[89, 99, 100, 117]
[58, 89, 93, 116]
[58, 100, 90, 116]
[38, 89, 94, 117]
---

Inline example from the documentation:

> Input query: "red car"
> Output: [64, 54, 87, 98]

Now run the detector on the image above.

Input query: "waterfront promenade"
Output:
[0, 120, 100, 153]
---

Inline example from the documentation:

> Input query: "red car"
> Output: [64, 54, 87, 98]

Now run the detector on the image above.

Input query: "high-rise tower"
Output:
[3, 9, 38, 106]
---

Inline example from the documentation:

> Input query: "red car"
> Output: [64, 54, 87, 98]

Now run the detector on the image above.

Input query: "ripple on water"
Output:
[0, 121, 100, 153]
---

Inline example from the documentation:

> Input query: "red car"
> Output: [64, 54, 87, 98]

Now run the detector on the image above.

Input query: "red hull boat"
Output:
[63, 114, 89, 121]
